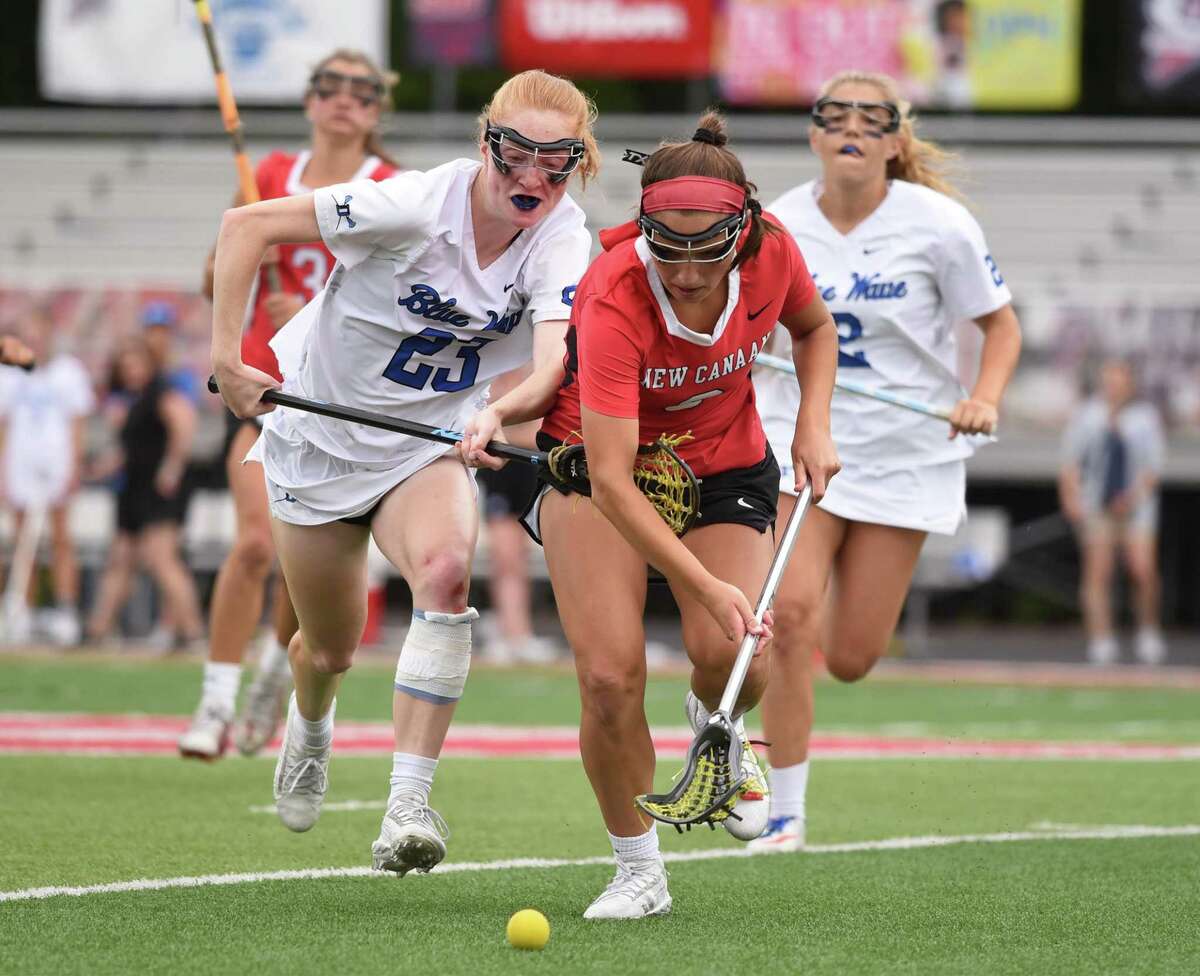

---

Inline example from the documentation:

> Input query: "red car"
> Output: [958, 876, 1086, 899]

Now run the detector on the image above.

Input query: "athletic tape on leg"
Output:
[394, 607, 479, 705]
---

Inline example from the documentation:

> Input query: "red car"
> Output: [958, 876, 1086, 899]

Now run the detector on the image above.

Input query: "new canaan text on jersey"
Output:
[641, 329, 774, 392]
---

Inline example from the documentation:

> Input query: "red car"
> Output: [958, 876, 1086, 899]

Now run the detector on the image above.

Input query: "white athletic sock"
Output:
[258, 634, 291, 679]
[201, 661, 241, 718]
[768, 760, 810, 820]
[289, 700, 333, 750]
[609, 826, 661, 867]
[388, 752, 438, 808]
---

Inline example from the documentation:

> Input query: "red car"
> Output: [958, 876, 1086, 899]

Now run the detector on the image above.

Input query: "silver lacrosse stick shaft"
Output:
[716, 484, 813, 716]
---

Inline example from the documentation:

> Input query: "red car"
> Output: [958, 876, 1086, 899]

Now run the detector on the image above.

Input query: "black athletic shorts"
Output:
[529, 432, 780, 536]
[479, 459, 538, 520]
[116, 479, 192, 533]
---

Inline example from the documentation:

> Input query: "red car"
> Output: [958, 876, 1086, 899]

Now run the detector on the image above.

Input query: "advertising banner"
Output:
[1127, 0, 1200, 102]
[408, 0, 495, 68]
[717, 0, 1081, 110]
[498, 0, 713, 79]
[40, 0, 389, 104]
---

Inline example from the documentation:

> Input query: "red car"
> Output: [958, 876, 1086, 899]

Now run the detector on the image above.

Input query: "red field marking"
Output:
[1, 713, 1197, 760]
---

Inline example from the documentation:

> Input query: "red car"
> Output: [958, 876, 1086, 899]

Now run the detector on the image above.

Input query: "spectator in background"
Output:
[138, 300, 201, 650]
[0, 308, 94, 645]
[476, 367, 560, 665]
[140, 300, 201, 405]
[85, 336, 203, 649]
[1059, 359, 1167, 665]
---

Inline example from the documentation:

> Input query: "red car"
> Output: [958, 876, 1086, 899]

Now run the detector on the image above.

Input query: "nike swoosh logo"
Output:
[736, 497, 756, 510]
[503, 282, 516, 292]
[863, 247, 881, 255]
[747, 301, 772, 320]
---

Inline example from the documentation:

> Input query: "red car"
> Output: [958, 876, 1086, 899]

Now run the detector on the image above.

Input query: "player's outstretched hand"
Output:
[790, 424, 840, 499]
[458, 406, 509, 471]
[212, 361, 280, 419]
[948, 397, 998, 439]
[700, 577, 772, 645]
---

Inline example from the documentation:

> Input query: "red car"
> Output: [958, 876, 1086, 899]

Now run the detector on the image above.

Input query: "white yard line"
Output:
[247, 799, 385, 814]
[3, 823, 1197, 904]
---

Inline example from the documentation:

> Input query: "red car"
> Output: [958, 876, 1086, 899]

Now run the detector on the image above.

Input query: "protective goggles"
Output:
[308, 69, 385, 107]
[637, 211, 746, 264]
[811, 97, 901, 134]
[485, 123, 585, 184]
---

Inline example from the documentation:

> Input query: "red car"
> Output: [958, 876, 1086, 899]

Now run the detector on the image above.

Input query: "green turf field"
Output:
[0, 655, 1196, 975]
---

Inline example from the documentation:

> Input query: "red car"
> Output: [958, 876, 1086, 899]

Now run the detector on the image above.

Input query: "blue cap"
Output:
[141, 300, 178, 329]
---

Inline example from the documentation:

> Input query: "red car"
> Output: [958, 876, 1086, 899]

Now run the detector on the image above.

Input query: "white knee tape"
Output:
[393, 607, 479, 704]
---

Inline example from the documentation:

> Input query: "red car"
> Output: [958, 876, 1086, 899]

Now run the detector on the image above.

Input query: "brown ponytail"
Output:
[818, 70, 964, 202]
[307, 48, 402, 170]
[641, 109, 778, 269]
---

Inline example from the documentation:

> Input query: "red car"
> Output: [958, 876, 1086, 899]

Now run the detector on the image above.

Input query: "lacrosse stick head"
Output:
[635, 710, 747, 829]
[545, 433, 700, 536]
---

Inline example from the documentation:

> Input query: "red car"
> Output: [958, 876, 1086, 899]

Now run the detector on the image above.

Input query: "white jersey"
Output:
[0, 356, 94, 509]
[755, 179, 1011, 473]
[257, 158, 590, 522]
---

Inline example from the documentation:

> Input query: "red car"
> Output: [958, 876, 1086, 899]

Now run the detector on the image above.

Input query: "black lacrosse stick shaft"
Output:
[206, 375, 545, 468]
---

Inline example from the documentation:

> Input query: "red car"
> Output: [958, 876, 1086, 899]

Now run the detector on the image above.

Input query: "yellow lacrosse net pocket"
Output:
[545, 432, 700, 536]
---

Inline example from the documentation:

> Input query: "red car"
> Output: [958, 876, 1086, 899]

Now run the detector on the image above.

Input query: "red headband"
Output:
[641, 176, 746, 215]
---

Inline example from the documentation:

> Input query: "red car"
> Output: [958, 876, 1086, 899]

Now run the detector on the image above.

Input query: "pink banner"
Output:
[719, 0, 911, 106]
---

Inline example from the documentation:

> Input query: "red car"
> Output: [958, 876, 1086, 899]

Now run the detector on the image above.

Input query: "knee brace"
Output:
[393, 607, 479, 705]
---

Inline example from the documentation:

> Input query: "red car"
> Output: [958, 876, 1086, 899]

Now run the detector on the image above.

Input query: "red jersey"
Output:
[541, 217, 816, 477]
[242, 150, 397, 380]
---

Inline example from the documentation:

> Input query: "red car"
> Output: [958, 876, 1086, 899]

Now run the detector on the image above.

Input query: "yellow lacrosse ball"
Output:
[506, 909, 550, 950]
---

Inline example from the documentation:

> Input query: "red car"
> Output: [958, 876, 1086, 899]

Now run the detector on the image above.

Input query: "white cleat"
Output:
[177, 702, 231, 760]
[747, 815, 806, 853]
[371, 792, 449, 876]
[684, 691, 769, 840]
[233, 669, 291, 756]
[583, 860, 672, 920]
[1134, 629, 1167, 666]
[1087, 635, 1119, 666]
[273, 694, 333, 833]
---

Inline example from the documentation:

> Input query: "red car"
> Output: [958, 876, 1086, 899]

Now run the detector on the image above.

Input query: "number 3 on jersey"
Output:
[835, 312, 871, 368]
[384, 328, 494, 392]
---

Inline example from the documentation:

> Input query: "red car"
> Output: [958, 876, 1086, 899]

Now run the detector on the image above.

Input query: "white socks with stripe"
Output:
[389, 752, 438, 808]
[258, 634, 292, 679]
[768, 760, 810, 821]
[609, 826, 661, 867]
[201, 661, 241, 718]
[289, 696, 334, 751]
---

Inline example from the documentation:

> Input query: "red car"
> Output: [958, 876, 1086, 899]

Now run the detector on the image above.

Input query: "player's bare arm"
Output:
[580, 405, 765, 644]
[950, 302, 1021, 438]
[779, 292, 840, 497]
[460, 319, 568, 468]
[211, 193, 320, 417]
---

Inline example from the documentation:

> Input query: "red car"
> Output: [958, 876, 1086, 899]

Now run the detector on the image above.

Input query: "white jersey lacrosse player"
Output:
[756, 177, 1011, 531]
[748, 69, 1022, 856]
[211, 69, 599, 879]
[255, 156, 588, 523]
[0, 352, 93, 645]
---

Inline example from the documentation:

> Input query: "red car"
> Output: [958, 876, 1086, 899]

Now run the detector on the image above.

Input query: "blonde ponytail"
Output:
[819, 70, 964, 202]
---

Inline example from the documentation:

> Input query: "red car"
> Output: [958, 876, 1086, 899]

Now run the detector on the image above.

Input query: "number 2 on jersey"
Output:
[835, 312, 871, 368]
[383, 328, 494, 393]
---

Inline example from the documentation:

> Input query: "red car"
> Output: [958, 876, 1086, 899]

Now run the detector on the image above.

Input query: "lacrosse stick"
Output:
[635, 484, 814, 829]
[2, 504, 45, 644]
[192, 0, 282, 293]
[756, 352, 998, 440]
[207, 377, 701, 535]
